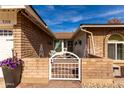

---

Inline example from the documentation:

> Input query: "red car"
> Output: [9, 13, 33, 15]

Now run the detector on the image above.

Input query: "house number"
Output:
[0, 20, 11, 24]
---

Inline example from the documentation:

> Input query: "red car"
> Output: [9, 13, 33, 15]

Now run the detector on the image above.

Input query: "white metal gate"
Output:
[49, 51, 80, 80]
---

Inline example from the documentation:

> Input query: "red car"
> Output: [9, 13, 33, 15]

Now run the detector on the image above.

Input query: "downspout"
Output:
[80, 26, 95, 55]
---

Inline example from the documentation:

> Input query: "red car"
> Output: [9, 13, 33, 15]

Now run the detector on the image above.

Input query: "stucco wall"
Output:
[73, 32, 86, 58]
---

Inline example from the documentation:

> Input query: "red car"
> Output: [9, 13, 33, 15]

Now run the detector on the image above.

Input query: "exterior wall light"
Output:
[78, 40, 82, 45]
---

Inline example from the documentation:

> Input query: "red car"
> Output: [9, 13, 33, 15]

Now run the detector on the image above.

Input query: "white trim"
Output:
[81, 25, 124, 28]
[61, 40, 64, 52]
[52, 58, 78, 59]
[49, 58, 52, 81]
[115, 43, 117, 60]
[50, 63, 79, 64]
[107, 33, 124, 60]
[108, 41, 124, 44]
[78, 58, 81, 80]
[80, 28, 95, 55]
[49, 78, 80, 81]
[0, 5, 26, 9]
[50, 51, 80, 59]
[108, 42, 124, 60]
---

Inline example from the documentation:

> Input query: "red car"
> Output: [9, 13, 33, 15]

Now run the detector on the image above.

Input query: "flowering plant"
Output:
[0, 58, 23, 69]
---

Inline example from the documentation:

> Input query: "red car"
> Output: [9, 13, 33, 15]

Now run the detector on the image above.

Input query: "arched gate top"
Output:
[49, 51, 80, 60]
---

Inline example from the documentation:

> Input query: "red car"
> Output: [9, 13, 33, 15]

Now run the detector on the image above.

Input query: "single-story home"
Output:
[0, 5, 55, 60]
[0, 5, 124, 87]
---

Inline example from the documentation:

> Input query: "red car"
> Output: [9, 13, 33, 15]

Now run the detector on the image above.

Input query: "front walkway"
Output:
[17, 80, 82, 88]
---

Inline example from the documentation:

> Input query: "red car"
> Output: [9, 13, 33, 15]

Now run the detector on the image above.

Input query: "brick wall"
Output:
[81, 58, 113, 85]
[82, 58, 113, 79]
[21, 58, 49, 84]
[20, 58, 113, 84]
[14, 12, 53, 58]
[86, 27, 124, 58]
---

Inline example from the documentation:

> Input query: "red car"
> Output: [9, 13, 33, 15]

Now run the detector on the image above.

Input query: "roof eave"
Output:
[80, 24, 124, 27]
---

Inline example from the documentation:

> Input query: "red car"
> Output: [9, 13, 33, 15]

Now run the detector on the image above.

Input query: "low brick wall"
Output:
[21, 58, 113, 84]
[0, 58, 115, 87]
[21, 58, 49, 84]
[81, 58, 113, 86]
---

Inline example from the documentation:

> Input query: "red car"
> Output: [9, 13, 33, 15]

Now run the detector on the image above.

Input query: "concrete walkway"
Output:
[17, 80, 82, 88]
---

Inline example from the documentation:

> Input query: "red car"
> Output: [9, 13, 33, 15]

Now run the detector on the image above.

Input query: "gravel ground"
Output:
[82, 78, 124, 88]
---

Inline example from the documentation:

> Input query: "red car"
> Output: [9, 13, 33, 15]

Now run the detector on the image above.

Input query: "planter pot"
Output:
[2, 64, 22, 88]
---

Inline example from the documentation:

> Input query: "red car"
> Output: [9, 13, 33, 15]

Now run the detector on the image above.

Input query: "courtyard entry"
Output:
[49, 40, 80, 80]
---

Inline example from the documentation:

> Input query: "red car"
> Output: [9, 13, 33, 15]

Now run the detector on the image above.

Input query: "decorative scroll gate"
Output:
[49, 51, 80, 80]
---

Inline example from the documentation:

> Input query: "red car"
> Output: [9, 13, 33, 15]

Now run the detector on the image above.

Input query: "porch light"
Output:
[78, 40, 82, 45]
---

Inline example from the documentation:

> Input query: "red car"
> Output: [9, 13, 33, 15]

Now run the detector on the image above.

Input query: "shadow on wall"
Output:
[88, 54, 102, 58]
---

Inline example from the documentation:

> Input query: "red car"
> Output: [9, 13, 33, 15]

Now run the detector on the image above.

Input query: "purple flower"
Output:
[0, 57, 23, 69]
[10, 63, 17, 69]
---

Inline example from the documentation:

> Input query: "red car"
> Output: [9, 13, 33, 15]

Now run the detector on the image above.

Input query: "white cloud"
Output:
[45, 15, 83, 26]
[69, 16, 83, 22]
[45, 7, 124, 26]
[98, 9, 124, 17]
[45, 19, 62, 25]
[71, 9, 124, 22]
[45, 5, 55, 10]
[52, 26, 77, 32]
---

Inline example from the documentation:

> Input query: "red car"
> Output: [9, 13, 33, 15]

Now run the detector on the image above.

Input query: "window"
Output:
[108, 34, 124, 60]
[8, 31, 13, 36]
[4, 30, 8, 36]
[0, 30, 12, 36]
[0, 30, 3, 36]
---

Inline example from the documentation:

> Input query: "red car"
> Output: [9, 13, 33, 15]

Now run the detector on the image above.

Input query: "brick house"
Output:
[0, 5, 55, 86]
[0, 5, 123, 87]
[74, 23, 124, 77]
[0, 5, 55, 60]
[54, 22, 124, 78]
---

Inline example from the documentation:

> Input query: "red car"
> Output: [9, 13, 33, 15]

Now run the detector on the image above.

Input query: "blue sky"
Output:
[33, 5, 124, 32]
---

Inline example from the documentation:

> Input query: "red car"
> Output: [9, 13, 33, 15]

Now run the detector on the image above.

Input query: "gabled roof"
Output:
[0, 5, 46, 27]
[0, 5, 55, 38]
